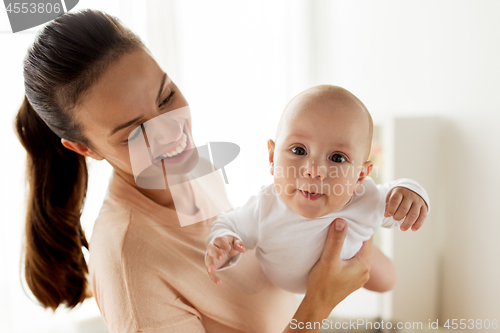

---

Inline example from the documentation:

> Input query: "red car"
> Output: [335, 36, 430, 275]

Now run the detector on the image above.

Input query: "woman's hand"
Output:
[307, 218, 372, 307]
[284, 218, 373, 333]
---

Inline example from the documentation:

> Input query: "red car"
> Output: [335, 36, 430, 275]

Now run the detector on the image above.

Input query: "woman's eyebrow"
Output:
[109, 116, 143, 137]
[108, 72, 168, 137]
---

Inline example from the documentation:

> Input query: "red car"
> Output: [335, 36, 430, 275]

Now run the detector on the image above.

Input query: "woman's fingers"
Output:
[306, 219, 373, 308]
[347, 236, 373, 286]
[320, 218, 347, 264]
[350, 235, 373, 264]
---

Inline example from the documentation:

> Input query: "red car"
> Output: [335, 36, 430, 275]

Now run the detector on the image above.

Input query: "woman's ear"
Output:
[61, 138, 105, 161]
[353, 160, 373, 193]
[267, 139, 275, 176]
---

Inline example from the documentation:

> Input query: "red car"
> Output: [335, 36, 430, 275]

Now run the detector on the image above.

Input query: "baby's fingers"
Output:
[399, 203, 420, 231]
[385, 190, 403, 217]
[233, 239, 246, 253]
[411, 206, 428, 231]
[213, 236, 232, 251]
[205, 256, 222, 285]
[207, 243, 225, 262]
[392, 197, 412, 221]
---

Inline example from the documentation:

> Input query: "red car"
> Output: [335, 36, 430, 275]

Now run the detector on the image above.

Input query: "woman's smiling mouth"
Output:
[154, 132, 187, 161]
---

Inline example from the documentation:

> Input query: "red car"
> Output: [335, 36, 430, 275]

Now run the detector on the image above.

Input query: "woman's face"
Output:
[70, 47, 196, 183]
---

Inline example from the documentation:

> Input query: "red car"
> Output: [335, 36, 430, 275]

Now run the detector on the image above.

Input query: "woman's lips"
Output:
[153, 128, 193, 165]
[161, 131, 193, 164]
[299, 190, 323, 201]
[154, 130, 186, 161]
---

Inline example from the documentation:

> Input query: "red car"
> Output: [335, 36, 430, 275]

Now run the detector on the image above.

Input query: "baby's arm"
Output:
[361, 178, 431, 292]
[205, 192, 261, 284]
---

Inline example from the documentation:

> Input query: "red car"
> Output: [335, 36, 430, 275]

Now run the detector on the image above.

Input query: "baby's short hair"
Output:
[278, 85, 373, 161]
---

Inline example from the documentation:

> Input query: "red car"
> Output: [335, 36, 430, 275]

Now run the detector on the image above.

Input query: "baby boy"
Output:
[205, 85, 430, 294]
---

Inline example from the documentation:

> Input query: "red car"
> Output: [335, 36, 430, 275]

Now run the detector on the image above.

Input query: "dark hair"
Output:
[14, 9, 145, 311]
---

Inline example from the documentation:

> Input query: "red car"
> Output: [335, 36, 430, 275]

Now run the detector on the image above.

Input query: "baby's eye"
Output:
[330, 154, 346, 163]
[291, 147, 307, 155]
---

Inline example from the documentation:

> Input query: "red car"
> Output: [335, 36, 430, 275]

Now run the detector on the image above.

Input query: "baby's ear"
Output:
[354, 161, 373, 193]
[267, 139, 275, 175]
[362, 161, 373, 179]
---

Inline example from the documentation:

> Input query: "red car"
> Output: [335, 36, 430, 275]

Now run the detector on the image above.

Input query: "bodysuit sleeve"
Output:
[376, 178, 431, 228]
[205, 191, 261, 270]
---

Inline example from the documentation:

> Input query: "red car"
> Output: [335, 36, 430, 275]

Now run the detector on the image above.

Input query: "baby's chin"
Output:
[291, 195, 352, 219]
[293, 201, 345, 219]
[295, 208, 339, 219]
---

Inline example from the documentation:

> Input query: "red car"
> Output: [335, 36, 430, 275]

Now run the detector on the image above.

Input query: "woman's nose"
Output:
[144, 115, 183, 147]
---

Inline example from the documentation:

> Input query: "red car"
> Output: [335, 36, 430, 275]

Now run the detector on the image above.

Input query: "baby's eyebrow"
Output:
[287, 133, 311, 140]
[334, 142, 353, 150]
[289, 134, 352, 149]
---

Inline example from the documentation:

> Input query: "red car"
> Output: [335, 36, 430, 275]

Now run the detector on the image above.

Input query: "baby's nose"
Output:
[302, 165, 326, 180]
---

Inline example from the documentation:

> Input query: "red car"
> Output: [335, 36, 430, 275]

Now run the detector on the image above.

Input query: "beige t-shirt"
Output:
[88, 170, 298, 333]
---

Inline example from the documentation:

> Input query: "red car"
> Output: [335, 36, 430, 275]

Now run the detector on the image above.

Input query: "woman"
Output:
[14, 9, 372, 333]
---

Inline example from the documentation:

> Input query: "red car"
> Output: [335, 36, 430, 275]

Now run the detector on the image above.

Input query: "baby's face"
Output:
[269, 94, 372, 219]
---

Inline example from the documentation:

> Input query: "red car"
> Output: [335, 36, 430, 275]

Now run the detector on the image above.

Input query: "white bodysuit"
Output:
[206, 177, 430, 294]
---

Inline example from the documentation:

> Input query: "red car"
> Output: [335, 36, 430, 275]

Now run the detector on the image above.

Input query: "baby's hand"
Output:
[205, 236, 246, 285]
[384, 187, 428, 232]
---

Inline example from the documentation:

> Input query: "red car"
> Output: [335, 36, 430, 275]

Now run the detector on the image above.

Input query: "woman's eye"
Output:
[330, 153, 346, 163]
[159, 91, 175, 107]
[123, 125, 142, 144]
[291, 147, 307, 155]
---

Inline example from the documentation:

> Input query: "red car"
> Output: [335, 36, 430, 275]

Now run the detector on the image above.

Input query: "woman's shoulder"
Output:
[88, 197, 133, 262]
[88, 198, 189, 331]
[89, 196, 179, 271]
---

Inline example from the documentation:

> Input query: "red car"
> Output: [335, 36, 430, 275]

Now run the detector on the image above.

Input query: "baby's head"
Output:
[268, 85, 374, 219]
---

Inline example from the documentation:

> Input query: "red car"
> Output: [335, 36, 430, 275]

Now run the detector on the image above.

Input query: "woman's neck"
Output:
[115, 169, 194, 211]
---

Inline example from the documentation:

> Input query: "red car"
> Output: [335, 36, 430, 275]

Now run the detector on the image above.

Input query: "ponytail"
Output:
[16, 8, 145, 310]
[15, 95, 91, 310]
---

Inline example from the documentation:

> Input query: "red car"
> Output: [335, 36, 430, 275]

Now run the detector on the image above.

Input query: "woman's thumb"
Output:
[320, 218, 347, 263]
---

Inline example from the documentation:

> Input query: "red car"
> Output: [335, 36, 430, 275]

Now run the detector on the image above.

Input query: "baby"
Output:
[205, 85, 430, 294]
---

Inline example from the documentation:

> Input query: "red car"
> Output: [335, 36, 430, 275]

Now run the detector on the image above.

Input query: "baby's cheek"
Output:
[325, 179, 355, 205]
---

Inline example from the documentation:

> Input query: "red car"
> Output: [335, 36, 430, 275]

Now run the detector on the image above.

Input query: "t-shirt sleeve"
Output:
[376, 178, 431, 228]
[205, 192, 261, 270]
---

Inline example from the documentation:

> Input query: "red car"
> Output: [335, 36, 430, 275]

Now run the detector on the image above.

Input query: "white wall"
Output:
[3, 1, 499, 331]
[307, 0, 500, 321]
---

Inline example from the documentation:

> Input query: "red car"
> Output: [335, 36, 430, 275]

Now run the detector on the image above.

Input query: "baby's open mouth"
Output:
[299, 190, 323, 200]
